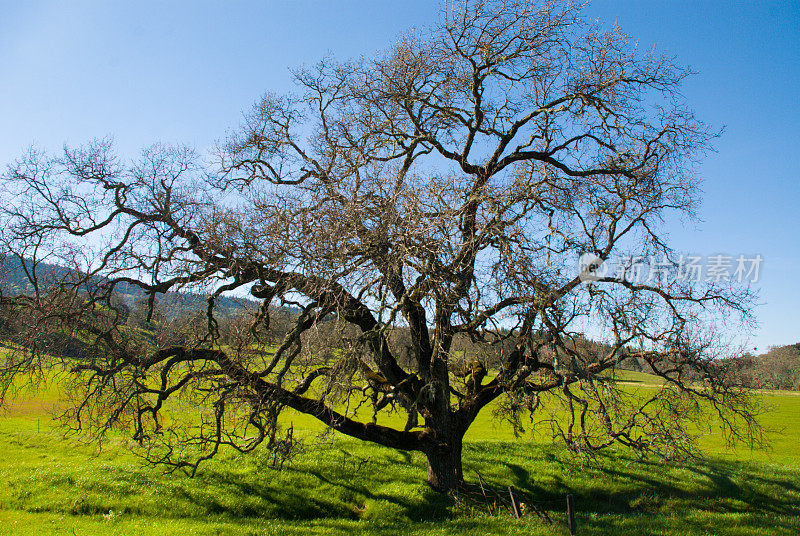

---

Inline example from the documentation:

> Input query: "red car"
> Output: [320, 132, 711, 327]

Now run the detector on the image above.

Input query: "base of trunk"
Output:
[426, 441, 463, 492]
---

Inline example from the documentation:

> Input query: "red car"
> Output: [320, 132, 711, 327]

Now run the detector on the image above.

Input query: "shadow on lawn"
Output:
[153, 442, 800, 529]
[37, 438, 797, 532]
[459, 445, 800, 535]
[155, 446, 453, 522]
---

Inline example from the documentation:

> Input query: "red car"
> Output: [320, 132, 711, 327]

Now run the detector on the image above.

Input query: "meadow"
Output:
[0, 371, 798, 535]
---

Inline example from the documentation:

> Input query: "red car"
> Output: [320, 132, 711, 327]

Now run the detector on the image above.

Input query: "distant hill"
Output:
[748, 343, 800, 390]
[0, 255, 257, 319]
[719, 343, 800, 391]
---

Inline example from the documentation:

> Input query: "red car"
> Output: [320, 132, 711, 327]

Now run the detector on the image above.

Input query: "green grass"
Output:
[0, 376, 799, 535]
[612, 369, 668, 385]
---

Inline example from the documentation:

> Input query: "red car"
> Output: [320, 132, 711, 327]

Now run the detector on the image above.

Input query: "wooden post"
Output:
[508, 486, 522, 519]
[477, 473, 493, 515]
[566, 494, 576, 535]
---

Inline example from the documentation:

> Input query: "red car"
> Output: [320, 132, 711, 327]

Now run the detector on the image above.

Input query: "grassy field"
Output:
[0, 372, 798, 535]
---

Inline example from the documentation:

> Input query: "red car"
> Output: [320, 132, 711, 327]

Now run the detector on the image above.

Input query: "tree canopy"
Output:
[0, 0, 759, 492]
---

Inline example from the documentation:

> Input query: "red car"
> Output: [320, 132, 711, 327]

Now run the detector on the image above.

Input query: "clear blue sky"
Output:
[1, 1, 797, 352]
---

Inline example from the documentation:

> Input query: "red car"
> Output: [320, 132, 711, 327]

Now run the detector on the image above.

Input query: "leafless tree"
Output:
[0, 0, 759, 493]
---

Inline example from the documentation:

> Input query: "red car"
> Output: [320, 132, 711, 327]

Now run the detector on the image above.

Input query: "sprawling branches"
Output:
[0, 0, 758, 491]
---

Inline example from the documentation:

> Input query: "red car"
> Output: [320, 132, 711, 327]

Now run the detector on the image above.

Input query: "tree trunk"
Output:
[425, 435, 464, 492]
[424, 356, 465, 492]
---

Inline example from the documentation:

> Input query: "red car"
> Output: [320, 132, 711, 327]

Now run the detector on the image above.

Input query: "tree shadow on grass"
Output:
[200, 443, 798, 526]
[462, 444, 799, 535]
[147, 444, 453, 522]
[29, 439, 798, 531]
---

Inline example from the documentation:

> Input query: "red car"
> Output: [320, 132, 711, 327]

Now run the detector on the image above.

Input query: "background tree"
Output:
[0, 0, 759, 493]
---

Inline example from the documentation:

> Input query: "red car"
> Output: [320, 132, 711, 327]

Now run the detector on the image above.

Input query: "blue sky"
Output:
[1, 1, 797, 352]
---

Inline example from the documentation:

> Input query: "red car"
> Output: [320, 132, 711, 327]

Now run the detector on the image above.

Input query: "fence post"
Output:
[566, 494, 576, 535]
[508, 486, 522, 519]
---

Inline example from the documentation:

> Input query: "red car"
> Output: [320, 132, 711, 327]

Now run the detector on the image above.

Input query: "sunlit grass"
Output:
[1, 410, 799, 535]
[1, 354, 799, 535]
[1, 379, 799, 535]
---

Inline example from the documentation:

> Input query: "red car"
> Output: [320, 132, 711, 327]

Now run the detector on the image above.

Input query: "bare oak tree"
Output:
[1, 0, 759, 492]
